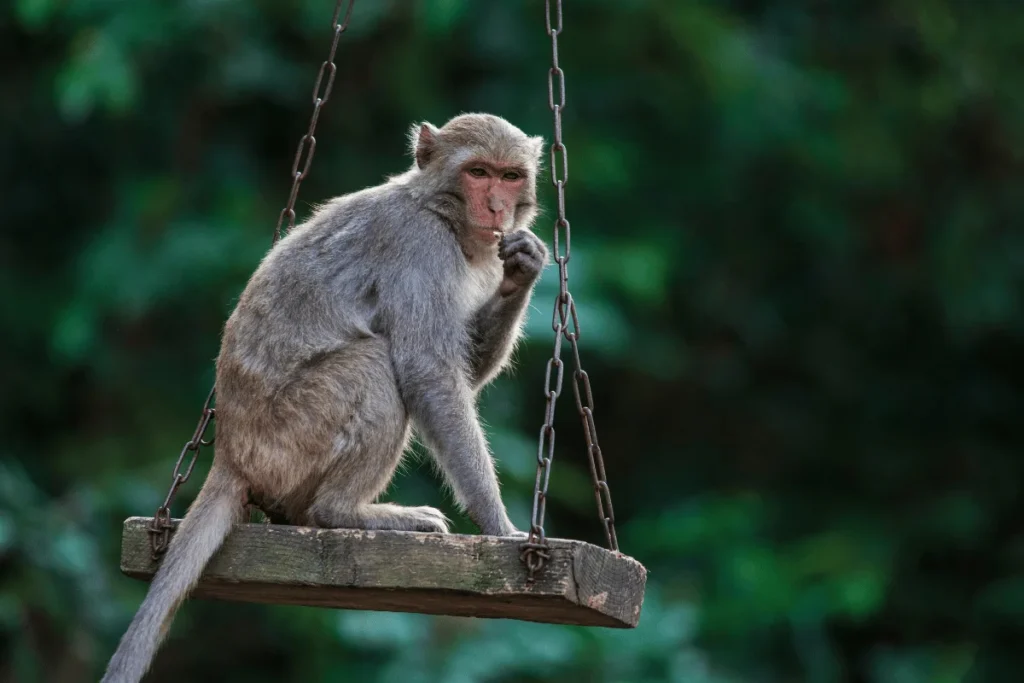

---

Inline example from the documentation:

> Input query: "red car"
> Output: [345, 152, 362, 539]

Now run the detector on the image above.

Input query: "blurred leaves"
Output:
[13, 0, 57, 31]
[56, 27, 137, 122]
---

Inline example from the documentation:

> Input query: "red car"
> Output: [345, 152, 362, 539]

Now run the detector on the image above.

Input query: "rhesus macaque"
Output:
[102, 113, 548, 683]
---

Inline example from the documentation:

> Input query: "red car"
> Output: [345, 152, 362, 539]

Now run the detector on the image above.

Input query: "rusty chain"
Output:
[521, 0, 620, 581]
[148, 0, 357, 558]
[147, 387, 215, 558]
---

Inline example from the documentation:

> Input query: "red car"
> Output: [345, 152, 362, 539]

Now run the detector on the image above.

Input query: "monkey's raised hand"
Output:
[498, 229, 548, 297]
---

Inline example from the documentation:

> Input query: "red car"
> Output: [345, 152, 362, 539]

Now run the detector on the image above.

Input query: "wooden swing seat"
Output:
[119, 517, 647, 628]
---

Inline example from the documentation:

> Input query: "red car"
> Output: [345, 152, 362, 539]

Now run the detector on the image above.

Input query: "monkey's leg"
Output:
[304, 412, 449, 534]
[307, 428, 451, 533]
[302, 341, 450, 534]
[310, 500, 450, 533]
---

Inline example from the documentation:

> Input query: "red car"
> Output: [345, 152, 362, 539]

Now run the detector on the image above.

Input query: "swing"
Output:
[117, 0, 647, 629]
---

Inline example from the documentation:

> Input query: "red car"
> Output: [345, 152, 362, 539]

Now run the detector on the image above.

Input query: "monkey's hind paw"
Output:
[405, 505, 451, 534]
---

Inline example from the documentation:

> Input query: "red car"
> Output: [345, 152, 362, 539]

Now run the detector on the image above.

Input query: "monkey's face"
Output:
[459, 160, 529, 244]
[413, 115, 543, 243]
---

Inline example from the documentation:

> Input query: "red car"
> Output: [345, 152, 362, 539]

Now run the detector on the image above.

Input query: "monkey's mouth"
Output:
[473, 227, 502, 244]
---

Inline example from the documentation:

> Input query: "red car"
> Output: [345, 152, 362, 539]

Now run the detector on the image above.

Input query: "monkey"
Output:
[101, 113, 549, 683]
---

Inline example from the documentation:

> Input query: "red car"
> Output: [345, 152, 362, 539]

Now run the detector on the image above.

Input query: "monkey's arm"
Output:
[469, 289, 530, 390]
[379, 236, 521, 537]
[469, 229, 549, 389]
[388, 314, 519, 536]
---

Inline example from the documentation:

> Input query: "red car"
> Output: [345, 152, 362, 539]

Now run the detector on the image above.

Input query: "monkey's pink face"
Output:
[461, 160, 527, 244]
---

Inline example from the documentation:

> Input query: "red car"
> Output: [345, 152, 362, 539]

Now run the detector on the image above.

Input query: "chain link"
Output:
[521, 0, 620, 581]
[148, 0, 357, 558]
[274, 0, 355, 243]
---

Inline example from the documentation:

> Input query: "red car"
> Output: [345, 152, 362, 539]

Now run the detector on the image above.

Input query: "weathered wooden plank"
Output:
[119, 517, 647, 628]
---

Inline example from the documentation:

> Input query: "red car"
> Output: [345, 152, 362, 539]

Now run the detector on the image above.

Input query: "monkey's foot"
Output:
[312, 503, 450, 534]
[391, 505, 451, 534]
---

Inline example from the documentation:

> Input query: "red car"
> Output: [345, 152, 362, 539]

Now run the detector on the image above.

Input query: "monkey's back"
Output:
[220, 186, 410, 378]
[211, 186, 424, 502]
[212, 179, 484, 474]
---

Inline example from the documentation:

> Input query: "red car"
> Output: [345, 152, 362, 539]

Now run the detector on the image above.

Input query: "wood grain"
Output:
[119, 517, 647, 628]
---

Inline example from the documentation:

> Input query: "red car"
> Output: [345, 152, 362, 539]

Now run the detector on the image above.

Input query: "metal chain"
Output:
[148, 0, 357, 558]
[147, 387, 215, 557]
[521, 0, 619, 581]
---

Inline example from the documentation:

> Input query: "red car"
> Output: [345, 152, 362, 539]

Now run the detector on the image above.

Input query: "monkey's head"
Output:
[410, 113, 545, 245]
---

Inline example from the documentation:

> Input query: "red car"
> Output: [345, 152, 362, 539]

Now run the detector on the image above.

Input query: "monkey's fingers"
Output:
[502, 251, 543, 284]
[501, 234, 545, 263]
[500, 229, 533, 246]
[501, 229, 538, 249]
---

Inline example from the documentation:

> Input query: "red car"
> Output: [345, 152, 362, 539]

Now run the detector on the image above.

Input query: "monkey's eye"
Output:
[503, 171, 521, 181]
[468, 168, 488, 178]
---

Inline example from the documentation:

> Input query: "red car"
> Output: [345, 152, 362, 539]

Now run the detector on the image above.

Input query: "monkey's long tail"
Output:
[101, 462, 246, 683]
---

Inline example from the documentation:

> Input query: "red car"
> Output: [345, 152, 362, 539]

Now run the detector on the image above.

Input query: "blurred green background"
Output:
[4, 0, 1024, 681]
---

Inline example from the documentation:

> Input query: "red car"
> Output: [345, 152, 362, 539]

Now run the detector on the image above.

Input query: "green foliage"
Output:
[3, 0, 1024, 681]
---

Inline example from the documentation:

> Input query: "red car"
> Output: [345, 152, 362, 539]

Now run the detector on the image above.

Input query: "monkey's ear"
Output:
[411, 122, 441, 169]
[530, 136, 546, 164]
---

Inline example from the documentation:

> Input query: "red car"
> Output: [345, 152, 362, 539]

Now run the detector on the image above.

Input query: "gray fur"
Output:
[101, 465, 245, 683]
[101, 113, 547, 683]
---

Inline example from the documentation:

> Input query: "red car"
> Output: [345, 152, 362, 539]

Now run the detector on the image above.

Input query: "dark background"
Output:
[3, 1, 1023, 681]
